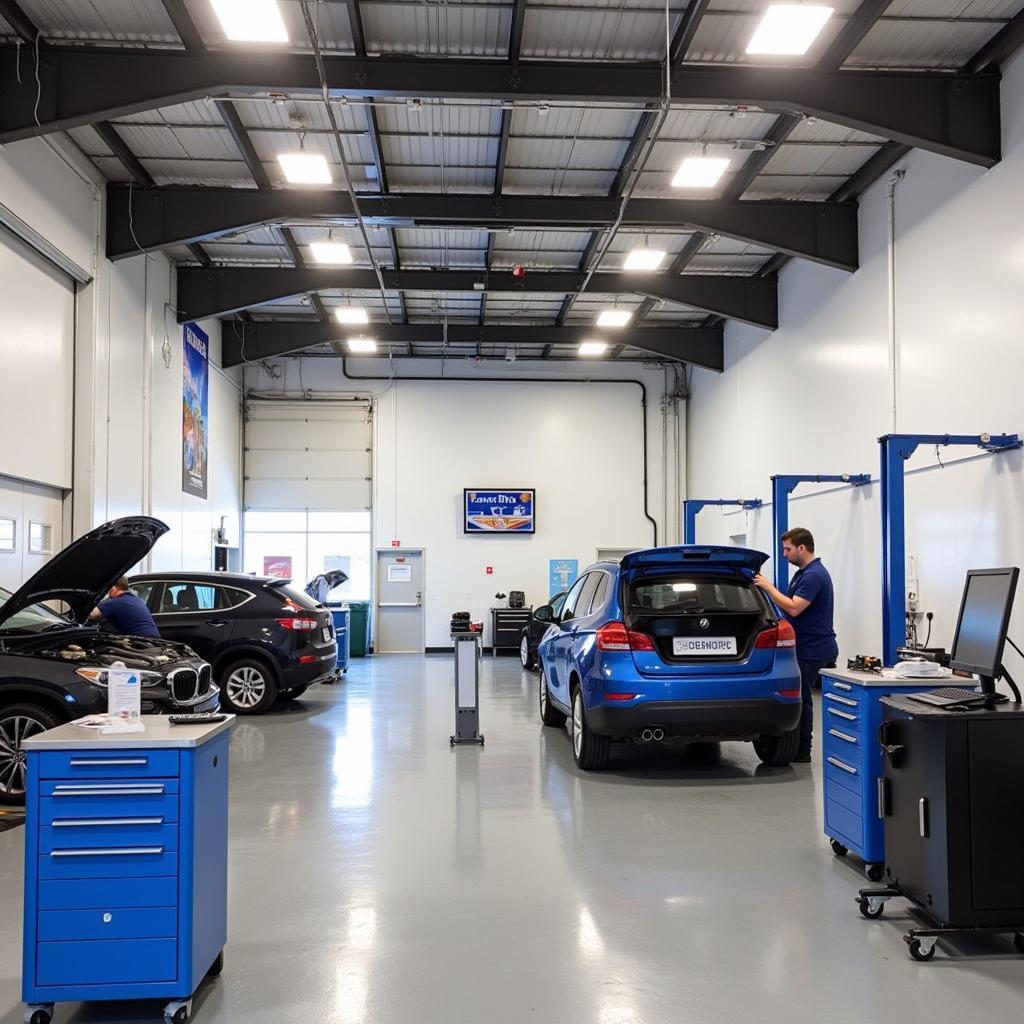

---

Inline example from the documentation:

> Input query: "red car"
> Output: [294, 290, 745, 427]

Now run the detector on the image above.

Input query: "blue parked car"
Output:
[536, 546, 802, 770]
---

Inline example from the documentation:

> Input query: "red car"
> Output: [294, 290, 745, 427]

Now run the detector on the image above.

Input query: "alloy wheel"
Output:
[520, 636, 530, 668]
[226, 666, 267, 710]
[0, 715, 45, 798]
[573, 693, 583, 758]
[539, 673, 547, 714]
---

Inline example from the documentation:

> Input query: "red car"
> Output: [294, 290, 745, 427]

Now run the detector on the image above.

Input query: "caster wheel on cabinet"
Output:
[207, 950, 225, 978]
[857, 897, 884, 919]
[907, 938, 936, 962]
[25, 1007, 53, 1024]
[864, 862, 885, 882]
[829, 839, 848, 857]
[164, 999, 192, 1024]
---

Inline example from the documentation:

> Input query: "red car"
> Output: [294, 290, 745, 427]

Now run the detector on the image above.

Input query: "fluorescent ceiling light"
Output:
[597, 309, 632, 328]
[578, 341, 608, 357]
[347, 337, 378, 353]
[212, 0, 289, 43]
[310, 242, 353, 265]
[277, 152, 332, 185]
[746, 4, 834, 56]
[335, 307, 368, 324]
[671, 157, 731, 189]
[623, 248, 666, 272]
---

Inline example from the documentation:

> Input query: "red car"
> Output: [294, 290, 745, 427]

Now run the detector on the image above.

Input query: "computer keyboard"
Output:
[906, 687, 987, 707]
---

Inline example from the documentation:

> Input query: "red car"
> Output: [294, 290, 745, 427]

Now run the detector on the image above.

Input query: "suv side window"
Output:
[215, 586, 251, 610]
[574, 572, 602, 619]
[559, 574, 590, 623]
[160, 583, 218, 613]
[131, 580, 159, 607]
[586, 572, 610, 616]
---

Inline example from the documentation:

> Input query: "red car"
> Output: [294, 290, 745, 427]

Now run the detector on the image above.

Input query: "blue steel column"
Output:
[771, 477, 793, 590]
[880, 437, 910, 666]
[682, 501, 705, 545]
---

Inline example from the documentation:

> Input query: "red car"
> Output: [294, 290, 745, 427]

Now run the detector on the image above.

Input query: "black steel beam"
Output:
[494, 108, 513, 194]
[670, 0, 711, 64]
[159, 0, 206, 52]
[107, 186, 858, 270]
[0, 0, 39, 41]
[817, 0, 893, 71]
[344, 0, 368, 56]
[0, 47, 1001, 166]
[179, 265, 777, 329]
[93, 121, 155, 186]
[220, 319, 724, 371]
[508, 0, 527, 61]
[968, 8, 1024, 74]
[215, 100, 272, 189]
[608, 106, 657, 197]
[829, 141, 910, 202]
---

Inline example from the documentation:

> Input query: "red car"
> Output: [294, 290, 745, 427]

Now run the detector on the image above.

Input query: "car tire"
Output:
[571, 686, 611, 771]
[0, 703, 59, 805]
[753, 726, 801, 767]
[220, 658, 278, 715]
[280, 685, 309, 702]
[519, 634, 535, 670]
[539, 668, 566, 727]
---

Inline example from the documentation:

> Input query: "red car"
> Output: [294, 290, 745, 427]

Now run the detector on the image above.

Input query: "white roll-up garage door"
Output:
[244, 399, 373, 510]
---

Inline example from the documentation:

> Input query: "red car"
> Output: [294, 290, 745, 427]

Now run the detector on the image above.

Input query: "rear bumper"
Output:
[587, 698, 801, 740]
[282, 646, 338, 686]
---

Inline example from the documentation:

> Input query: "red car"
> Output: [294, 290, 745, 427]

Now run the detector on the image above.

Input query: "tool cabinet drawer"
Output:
[40, 846, 178, 880]
[39, 876, 178, 911]
[824, 755, 863, 795]
[823, 727, 863, 765]
[825, 704, 861, 730]
[823, 690, 862, 715]
[41, 821, 178, 853]
[36, 937, 177, 987]
[37, 750, 179, 780]
[825, 797, 863, 849]
[38, 907, 177, 942]
[42, 788, 178, 824]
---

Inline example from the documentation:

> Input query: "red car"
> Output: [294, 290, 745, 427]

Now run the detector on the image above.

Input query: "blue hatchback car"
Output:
[536, 546, 802, 770]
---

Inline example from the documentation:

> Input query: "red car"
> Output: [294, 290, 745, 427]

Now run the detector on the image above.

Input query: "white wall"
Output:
[687, 49, 1024, 681]
[245, 357, 686, 648]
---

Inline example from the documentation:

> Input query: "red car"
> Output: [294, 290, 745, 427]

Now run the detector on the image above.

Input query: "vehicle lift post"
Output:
[682, 499, 762, 545]
[879, 433, 1021, 665]
[771, 474, 871, 590]
[451, 630, 485, 747]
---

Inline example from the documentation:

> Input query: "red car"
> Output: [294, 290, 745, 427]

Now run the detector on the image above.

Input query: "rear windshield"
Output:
[628, 577, 762, 615]
[273, 584, 321, 610]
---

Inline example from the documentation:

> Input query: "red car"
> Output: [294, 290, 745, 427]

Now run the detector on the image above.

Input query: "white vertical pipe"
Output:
[887, 169, 906, 435]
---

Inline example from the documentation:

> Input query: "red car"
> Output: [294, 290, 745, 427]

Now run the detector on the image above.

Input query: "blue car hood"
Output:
[619, 545, 769, 575]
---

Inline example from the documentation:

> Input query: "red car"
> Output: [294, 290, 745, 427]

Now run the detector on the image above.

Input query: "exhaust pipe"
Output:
[640, 728, 654, 742]
[652, 728, 665, 742]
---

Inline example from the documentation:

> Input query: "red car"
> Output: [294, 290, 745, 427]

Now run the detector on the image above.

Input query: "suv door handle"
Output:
[206, 619, 229, 627]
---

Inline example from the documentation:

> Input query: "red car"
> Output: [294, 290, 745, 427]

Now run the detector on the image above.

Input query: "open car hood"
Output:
[0, 517, 169, 627]
[619, 546, 769, 575]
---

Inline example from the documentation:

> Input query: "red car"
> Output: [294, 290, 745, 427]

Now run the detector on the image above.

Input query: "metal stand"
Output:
[682, 498, 762, 545]
[856, 886, 1024, 961]
[450, 631, 485, 747]
[771, 473, 870, 589]
[879, 432, 1021, 665]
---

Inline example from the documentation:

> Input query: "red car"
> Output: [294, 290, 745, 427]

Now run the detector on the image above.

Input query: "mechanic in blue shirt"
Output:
[89, 577, 161, 639]
[753, 527, 838, 763]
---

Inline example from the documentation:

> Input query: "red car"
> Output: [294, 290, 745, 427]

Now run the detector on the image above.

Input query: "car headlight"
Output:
[75, 667, 164, 688]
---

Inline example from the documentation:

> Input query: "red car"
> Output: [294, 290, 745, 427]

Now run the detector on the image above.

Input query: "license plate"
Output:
[673, 636, 737, 656]
[322, 627, 333, 642]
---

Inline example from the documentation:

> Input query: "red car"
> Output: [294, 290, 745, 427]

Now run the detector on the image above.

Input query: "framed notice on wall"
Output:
[464, 489, 536, 533]
[182, 321, 210, 499]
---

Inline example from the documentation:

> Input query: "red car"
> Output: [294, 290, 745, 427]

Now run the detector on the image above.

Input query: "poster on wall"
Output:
[549, 559, 579, 595]
[263, 556, 293, 579]
[464, 489, 535, 533]
[182, 322, 210, 499]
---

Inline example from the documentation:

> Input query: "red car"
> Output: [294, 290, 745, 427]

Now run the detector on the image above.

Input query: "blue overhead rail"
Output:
[771, 474, 871, 589]
[682, 499, 762, 545]
[879, 432, 1022, 665]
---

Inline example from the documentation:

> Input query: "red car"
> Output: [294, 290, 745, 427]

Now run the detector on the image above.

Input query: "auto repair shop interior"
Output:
[2, 1, 1024, 1022]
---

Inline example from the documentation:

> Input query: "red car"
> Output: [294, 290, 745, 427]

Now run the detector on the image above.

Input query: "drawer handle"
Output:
[827, 756, 857, 776]
[54, 787, 166, 797]
[50, 847, 165, 858]
[69, 758, 149, 767]
[52, 818, 164, 828]
[830, 681, 853, 692]
[828, 729, 857, 744]
[827, 708, 857, 723]
[824, 693, 857, 707]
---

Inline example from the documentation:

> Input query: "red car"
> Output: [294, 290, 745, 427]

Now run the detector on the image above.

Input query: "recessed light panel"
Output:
[348, 337, 378, 353]
[597, 309, 632, 328]
[578, 341, 609, 357]
[671, 157, 731, 189]
[211, 0, 289, 43]
[277, 152, 332, 185]
[310, 242, 353, 265]
[746, 5, 834, 56]
[335, 307, 369, 323]
[623, 248, 666, 272]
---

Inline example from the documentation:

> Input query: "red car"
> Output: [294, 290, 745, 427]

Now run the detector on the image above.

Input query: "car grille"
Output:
[169, 664, 212, 704]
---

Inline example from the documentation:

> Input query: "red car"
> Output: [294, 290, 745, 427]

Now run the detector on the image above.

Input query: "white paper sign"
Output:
[107, 663, 142, 723]
[388, 564, 412, 583]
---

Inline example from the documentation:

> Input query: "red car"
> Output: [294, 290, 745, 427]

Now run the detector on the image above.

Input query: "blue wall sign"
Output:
[464, 489, 536, 533]
[549, 559, 578, 596]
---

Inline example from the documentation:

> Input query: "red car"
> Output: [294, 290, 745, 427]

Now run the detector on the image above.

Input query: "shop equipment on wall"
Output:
[682, 499, 762, 545]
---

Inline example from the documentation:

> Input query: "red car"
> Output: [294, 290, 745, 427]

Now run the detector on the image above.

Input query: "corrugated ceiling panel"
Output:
[374, 100, 502, 138]
[113, 124, 240, 161]
[643, 305, 713, 323]
[787, 119, 885, 145]
[67, 124, 112, 158]
[396, 227, 489, 250]
[508, 138, 626, 171]
[201, 243, 290, 265]
[362, 2, 510, 56]
[491, 250, 582, 270]
[91, 157, 133, 182]
[512, 105, 642, 141]
[763, 142, 882, 177]
[493, 229, 590, 253]
[503, 168, 616, 194]
[656, 108, 778, 143]
[744, 176, 846, 200]
[239, 99, 367, 135]
[381, 134, 498, 170]
[886, 1, 1022, 18]
[699, 235, 774, 259]
[846, 17, 1005, 68]
[19, 0, 177, 42]
[687, 254, 774, 274]
[522, 9, 674, 60]
[645, 138, 770, 173]
[145, 159, 253, 186]
[387, 166, 495, 191]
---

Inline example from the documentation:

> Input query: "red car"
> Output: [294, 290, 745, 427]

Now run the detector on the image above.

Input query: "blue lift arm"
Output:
[771, 474, 871, 590]
[682, 499, 763, 545]
[879, 432, 1021, 665]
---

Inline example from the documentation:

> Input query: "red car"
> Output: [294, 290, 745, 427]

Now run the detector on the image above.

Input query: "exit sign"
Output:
[391, 540, 400, 547]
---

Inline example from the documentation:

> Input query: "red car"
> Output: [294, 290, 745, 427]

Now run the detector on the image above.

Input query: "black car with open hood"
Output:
[0, 517, 219, 804]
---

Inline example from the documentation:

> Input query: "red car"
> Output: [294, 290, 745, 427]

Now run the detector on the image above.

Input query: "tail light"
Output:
[277, 617, 318, 631]
[596, 621, 655, 652]
[755, 620, 797, 649]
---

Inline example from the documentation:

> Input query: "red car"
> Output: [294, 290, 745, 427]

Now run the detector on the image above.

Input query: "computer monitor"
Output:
[950, 567, 1020, 694]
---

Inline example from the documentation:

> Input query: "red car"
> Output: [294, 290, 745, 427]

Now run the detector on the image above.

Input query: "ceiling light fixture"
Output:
[347, 337, 378, 353]
[211, 0, 289, 43]
[578, 341, 609, 357]
[310, 241, 353, 264]
[746, 4, 834, 56]
[335, 307, 368, 324]
[597, 309, 632, 328]
[672, 156, 731, 189]
[278, 152, 332, 185]
[623, 248, 666, 272]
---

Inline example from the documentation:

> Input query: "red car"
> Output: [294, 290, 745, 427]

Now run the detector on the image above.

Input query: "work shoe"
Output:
[793, 751, 812, 763]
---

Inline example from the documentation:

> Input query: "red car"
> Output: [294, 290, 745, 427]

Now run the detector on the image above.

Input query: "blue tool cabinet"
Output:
[330, 606, 351, 673]
[22, 716, 234, 1024]
[820, 668, 948, 880]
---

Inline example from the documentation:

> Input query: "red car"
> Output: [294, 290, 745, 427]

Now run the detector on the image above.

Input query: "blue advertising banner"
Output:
[464, 489, 535, 533]
[549, 559, 579, 595]
[182, 322, 209, 499]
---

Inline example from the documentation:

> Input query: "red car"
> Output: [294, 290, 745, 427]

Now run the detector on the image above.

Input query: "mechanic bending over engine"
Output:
[89, 577, 161, 639]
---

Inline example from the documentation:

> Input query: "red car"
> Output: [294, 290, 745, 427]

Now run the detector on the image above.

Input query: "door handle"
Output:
[919, 797, 929, 838]
[206, 619, 229, 627]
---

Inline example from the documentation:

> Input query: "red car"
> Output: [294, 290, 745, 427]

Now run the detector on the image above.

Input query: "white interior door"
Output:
[0, 475, 65, 592]
[375, 550, 424, 653]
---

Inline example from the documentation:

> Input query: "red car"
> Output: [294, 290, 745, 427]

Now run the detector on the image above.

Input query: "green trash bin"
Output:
[349, 601, 370, 657]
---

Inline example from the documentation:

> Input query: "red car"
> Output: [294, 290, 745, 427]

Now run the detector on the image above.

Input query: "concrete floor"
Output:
[1, 654, 1022, 1024]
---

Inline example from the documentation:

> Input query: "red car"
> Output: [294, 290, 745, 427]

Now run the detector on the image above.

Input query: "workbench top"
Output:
[819, 666, 954, 688]
[23, 714, 235, 750]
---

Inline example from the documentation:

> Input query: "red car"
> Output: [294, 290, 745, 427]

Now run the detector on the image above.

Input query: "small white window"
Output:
[0, 517, 15, 553]
[28, 522, 53, 555]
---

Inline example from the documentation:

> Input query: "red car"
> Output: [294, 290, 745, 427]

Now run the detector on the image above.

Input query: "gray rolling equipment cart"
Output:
[451, 631, 485, 747]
